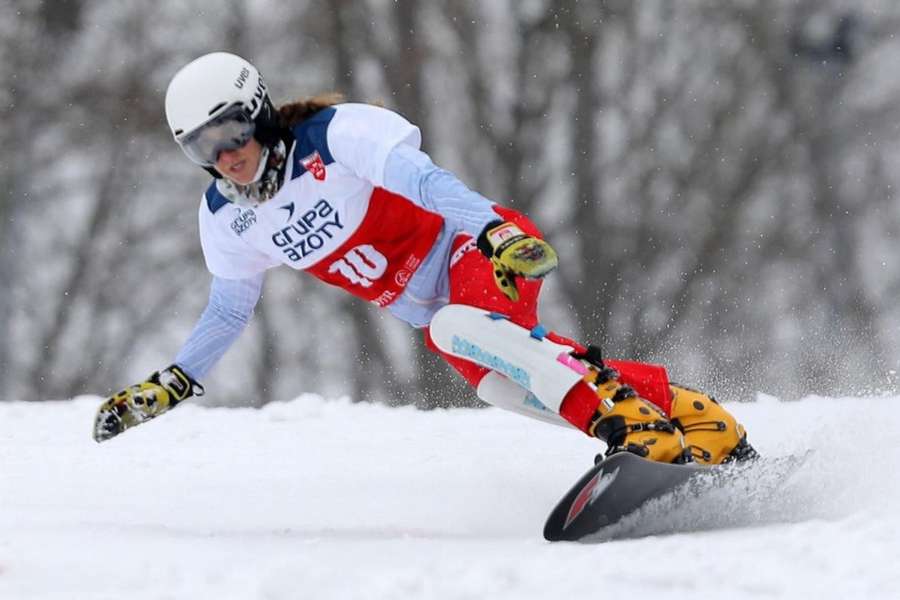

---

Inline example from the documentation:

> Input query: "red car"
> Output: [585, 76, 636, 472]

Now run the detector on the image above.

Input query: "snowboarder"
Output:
[93, 52, 757, 466]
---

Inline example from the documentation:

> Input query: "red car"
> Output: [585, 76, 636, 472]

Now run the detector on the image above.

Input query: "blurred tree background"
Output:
[4, 0, 900, 407]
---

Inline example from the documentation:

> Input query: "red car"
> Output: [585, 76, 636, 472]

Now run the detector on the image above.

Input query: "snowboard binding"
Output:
[579, 351, 692, 465]
[570, 345, 757, 466]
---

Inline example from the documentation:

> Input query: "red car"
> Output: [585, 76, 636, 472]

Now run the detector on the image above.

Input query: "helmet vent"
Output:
[208, 102, 227, 115]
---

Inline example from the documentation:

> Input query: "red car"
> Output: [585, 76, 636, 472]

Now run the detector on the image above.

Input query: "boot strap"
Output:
[627, 420, 676, 434]
[678, 419, 727, 434]
[604, 442, 650, 459]
[587, 366, 623, 386]
[605, 441, 693, 465]
[605, 419, 676, 442]
[571, 345, 605, 369]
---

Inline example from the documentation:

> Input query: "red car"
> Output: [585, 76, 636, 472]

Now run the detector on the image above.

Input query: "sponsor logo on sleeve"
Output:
[449, 238, 478, 268]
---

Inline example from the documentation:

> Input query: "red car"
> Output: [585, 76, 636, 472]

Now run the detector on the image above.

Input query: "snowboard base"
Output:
[544, 451, 808, 542]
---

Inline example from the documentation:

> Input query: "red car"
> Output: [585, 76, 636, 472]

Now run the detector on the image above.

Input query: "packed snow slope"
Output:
[1, 394, 898, 600]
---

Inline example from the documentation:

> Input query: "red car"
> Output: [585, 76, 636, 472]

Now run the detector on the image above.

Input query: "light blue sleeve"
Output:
[173, 273, 264, 381]
[382, 143, 500, 237]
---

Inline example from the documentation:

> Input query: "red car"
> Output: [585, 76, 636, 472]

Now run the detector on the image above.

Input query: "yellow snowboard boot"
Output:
[669, 385, 758, 465]
[586, 367, 691, 464]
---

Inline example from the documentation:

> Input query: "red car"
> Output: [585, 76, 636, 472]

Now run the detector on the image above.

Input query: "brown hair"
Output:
[276, 92, 345, 128]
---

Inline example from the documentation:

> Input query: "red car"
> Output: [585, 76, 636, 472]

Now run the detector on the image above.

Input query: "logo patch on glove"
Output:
[487, 223, 526, 250]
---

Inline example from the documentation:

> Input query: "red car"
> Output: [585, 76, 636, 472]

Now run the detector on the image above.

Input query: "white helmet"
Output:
[165, 52, 279, 167]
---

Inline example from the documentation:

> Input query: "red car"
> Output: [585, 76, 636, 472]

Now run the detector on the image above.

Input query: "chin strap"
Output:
[249, 146, 272, 182]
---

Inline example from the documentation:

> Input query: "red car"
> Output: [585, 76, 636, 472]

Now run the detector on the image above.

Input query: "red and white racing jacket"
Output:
[198, 103, 447, 308]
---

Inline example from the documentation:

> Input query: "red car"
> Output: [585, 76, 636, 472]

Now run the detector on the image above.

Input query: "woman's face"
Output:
[215, 137, 263, 185]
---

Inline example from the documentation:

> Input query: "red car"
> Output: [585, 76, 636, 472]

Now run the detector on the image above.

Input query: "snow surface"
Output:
[1, 394, 898, 600]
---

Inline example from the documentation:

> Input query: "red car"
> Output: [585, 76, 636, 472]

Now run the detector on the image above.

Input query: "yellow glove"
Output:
[93, 364, 203, 442]
[477, 221, 558, 301]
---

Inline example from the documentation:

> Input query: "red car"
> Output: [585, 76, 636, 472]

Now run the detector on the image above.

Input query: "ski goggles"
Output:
[176, 104, 256, 167]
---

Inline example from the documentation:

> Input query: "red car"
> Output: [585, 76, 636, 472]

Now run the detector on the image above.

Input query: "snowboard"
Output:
[544, 451, 808, 542]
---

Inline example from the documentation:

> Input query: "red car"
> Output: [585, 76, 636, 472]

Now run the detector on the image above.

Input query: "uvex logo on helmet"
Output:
[244, 76, 268, 117]
[235, 67, 251, 89]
